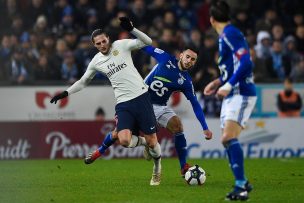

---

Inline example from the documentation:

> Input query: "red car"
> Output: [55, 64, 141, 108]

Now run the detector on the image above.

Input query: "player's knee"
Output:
[221, 134, 235, 145]
[119, 138, 130, 147]
[167, 116, 183, 134]
[145, 134, 158, 148]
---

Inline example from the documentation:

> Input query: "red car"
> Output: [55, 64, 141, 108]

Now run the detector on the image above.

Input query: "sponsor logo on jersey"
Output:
[154, 48, 164, 54]
[112, 50, 119, 56]
[106, 62, 127, 77]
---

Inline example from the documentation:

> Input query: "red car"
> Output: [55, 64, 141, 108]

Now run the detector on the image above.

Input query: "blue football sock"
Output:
[98, 131, 117, 154]
[224, 139, 247, 187]
[174, 132, 187, 169]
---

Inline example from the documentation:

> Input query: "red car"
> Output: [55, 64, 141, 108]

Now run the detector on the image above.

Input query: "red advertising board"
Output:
[0, 121, 175, 160]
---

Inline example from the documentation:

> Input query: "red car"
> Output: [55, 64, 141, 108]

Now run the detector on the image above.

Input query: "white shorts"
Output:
[220, 95, 257, 129]
[152, 104, 176, 128]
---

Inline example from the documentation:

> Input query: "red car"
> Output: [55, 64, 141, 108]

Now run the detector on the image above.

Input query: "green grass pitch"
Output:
[0, 158, 303, 203]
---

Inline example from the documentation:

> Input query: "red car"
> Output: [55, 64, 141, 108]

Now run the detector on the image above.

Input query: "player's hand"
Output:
[119, 17, 134, 32]
[204, 79, 221, 96]
[50, 91, 68, 104]
[203, 129, 213, 140]
[216, 82, 232, 99]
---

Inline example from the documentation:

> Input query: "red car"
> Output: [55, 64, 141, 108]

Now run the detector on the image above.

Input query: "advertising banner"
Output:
[0, 118, 303, 160]
[0, 121, 174, 160]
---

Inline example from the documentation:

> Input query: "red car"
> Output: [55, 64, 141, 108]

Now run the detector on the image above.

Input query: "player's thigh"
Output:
[115, 103, 136, 135]
[166, 115, 183, 134]
[153, 105, 177, 129]
[135, 93, 157, 135]
[222, 120, 242, 142]
[220, 95, 256, 129]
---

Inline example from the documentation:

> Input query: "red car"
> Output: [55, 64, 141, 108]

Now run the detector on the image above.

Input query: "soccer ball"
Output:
[184, 165, 206, 185]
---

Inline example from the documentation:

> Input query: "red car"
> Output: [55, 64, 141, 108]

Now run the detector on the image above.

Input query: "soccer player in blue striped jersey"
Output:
[204, 1, 257, 201]
[142, 45, 213, 176]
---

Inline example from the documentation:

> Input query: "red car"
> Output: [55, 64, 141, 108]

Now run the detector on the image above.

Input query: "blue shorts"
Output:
[115, 92, 157, 135]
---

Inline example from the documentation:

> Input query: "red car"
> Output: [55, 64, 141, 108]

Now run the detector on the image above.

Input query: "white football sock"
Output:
[127, 135, 147, 148]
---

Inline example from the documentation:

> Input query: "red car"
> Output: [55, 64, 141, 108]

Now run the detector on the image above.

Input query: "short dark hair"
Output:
[183, 46, 199, 55]
[91, 29, 109, 43]
[210, 0, 231, 22]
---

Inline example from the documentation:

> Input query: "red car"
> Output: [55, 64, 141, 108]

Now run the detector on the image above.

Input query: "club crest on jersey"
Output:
[178, 73, 186, 85]
[112, 50, 119, 56]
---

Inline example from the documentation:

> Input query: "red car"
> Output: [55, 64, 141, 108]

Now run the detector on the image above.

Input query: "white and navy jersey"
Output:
[67, 39, 148, 104]
[143, 46, 208, 130]
[219, 24, 256, 97]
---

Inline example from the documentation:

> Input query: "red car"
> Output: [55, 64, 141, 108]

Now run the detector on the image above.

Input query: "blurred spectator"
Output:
[98, 0, 119, 28]
[4, 47, 32, 84]
[34, 53, 60, 80]
[196, 0, 211, 32]
[10, 15, 24, 37]
[290, 56, 304, 82]
[172, 0, 197, 32]
[130, 0, 150, 28]
[148, 0, 170, 25]
[232, 9, 254, 35]
[0, 35, 12, 69]
[295, 25, 304, 55]
[0, 0, 20, 35]
[283, 35, 301, 77]
[74, 35, 96, 74]
[254, 31, 272, 59]
[75, 0, 93, 28]
[85, 9, 99, 33]
[63, 29, 78, 50]
[95, 107, 106, 121]
[61, 51, 78, 83]
[24, 0, 49, 28]
[159, 28, 177, 54]
[255, 9, 280, 33]
[271, 24, 284, 42]
[163, 11, 177, 30]
[270, 40, 286, 80]
[277, 78, 302, 117]
[33, 15, 49, 35]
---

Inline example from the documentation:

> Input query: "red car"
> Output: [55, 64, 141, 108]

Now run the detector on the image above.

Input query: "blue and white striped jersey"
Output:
[142, 46, 208, 130]
[218, 24, 256, 97]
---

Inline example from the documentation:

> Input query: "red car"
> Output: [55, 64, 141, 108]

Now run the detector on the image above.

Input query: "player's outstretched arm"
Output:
[119, 17, 152, 49]
[50, 66, 96, 104]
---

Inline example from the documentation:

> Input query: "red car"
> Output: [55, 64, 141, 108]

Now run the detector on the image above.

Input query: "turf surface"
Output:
[0, 158, 303, 203]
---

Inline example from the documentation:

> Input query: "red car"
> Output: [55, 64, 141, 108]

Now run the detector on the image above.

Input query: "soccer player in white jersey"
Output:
[50, 17, 162, 186]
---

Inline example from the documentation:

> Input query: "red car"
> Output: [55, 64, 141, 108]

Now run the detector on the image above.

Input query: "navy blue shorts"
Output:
[115, 92, 157, 135]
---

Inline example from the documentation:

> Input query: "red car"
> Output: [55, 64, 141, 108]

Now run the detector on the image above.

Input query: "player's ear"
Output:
[179, 52, 183, 60]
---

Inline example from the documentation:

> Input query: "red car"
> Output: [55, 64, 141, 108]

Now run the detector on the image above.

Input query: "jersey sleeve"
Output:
[222, 32, 253, 86]
[124, 28, 152, 51]
[141, 45, 170, 62]
[183, 81, 209, 130]
[66, 60, 97, 95]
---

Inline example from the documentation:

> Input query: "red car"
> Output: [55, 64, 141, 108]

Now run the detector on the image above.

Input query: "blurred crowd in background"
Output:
[0, 0, 304, 89]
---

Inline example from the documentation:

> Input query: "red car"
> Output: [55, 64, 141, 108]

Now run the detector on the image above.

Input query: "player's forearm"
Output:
[131, 28, 152, 45]
[191, 99, 209, 130]
[66, 78, 89, 95]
